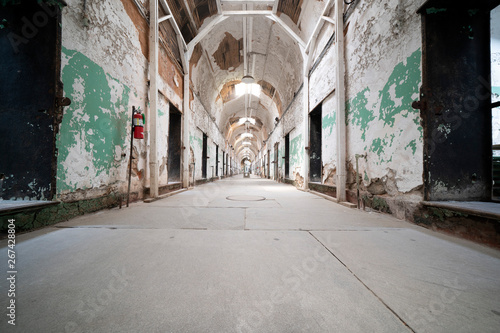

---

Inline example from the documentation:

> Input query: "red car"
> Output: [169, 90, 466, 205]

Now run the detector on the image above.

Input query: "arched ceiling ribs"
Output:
[186, 10, 306, 57]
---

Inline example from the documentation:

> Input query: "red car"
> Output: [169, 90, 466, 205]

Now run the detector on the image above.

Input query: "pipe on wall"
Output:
[335, 0, 347, 202]
[149, 0, 159, 198]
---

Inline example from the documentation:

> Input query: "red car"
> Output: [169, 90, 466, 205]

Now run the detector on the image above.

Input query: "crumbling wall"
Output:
[280, 87, 305, 186]
[57, 0, 182, 206]
[306, 0, 425, 216]
[344, 0, 425, 198]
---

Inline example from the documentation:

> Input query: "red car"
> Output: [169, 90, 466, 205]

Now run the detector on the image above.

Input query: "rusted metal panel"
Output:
[419, 3, 492, 201]
[0, 1, 63, 200]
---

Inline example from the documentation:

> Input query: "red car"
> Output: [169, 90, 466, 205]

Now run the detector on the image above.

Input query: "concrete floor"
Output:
[1, 175, 500, 332]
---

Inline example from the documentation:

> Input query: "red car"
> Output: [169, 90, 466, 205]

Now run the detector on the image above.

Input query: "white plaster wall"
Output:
[59, 0, 148, 198]
[309, 39, 336, 110]
[343, 0, 425, 194]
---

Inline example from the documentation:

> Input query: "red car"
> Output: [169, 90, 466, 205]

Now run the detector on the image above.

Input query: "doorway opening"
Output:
[168, 104, 182, 183]
[215, 145, 219, 177]
[491, 4, 500, 200]
[284, 133, 290, 179]
[0, 2, 63, 202]
[202, 133, 208, 179]
[267, 150, 271, 179]
[418, 1, 494, 201]
[309, 104, 322, 183]
[274, 143, 279, 180]
[222, 151, 225, 176]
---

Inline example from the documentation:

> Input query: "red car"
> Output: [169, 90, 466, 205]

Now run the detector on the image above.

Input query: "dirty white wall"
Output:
[58, 0, 183, 200]
[343, 0, 425, 197]
[307, 0, 425, 202]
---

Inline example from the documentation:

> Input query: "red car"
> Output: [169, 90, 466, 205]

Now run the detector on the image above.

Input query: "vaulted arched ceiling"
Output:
[163, 0, 331, 163]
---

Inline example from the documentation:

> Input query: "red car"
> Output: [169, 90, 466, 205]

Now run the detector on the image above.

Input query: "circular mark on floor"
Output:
[226, 195, 266, 201]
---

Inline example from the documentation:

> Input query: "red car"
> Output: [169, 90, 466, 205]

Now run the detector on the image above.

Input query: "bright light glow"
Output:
[241, 133, 254, 138]
[242, 142, 251, 146]
[238, 117, 256, 125]
[235, 82, 261, 97]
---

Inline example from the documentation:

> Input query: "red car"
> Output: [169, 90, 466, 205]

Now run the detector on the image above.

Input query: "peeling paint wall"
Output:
[57, 0, 182, 202]
[307, 0, 425, 209]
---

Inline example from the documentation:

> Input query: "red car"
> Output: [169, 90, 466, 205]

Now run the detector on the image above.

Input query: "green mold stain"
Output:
[468, 9, 479, 16]
[290, 134, 303, 168]
[279, 147, 285, 168]
[405, 139, 417, 155]
[379, 49, 421, 128]
[158, 108, 165, 117]
[492, 86, 500, 100]
[57, 47, 129, 192]
[369, 138, 385, 158]
[364, 171, 369, 183]
[347, 88, 375, 141]
[426, 8, 447, 14]
[189, 134, 203, 150]
[322, 112, 336, 136]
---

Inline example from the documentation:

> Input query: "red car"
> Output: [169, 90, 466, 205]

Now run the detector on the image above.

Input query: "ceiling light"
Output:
[241, 75, 255, 84]
[242, 142, 251, 146]
[238, 117, 256, 125]
[235, 83, 261, 97]
[241, 133, 253, 138]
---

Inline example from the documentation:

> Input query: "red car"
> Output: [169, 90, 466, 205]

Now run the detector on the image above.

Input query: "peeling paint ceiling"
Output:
[161, 0, 330, 162]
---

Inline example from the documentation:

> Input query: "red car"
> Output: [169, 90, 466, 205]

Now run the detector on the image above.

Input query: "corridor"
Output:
[1, 176, 500, 332]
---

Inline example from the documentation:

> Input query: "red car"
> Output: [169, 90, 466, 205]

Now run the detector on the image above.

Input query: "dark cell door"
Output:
[202, 133, 208, 179]
[310, 104, 322, 183]
[215, 145, 219, 176]
[285, 133, 290, 179]
[274, 143, 279, 180]
[0, 2, 63, 200]
[418, 1, 494, 201]
[168, 105, 182, 182]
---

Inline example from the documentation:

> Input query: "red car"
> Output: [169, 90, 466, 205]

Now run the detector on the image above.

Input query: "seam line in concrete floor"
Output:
[244, 207, 247, 230]
[308, 231, 417, 333]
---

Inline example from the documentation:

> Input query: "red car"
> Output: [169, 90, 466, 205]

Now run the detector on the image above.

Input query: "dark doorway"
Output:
[274, 143, 279, 180]
[0, 2, 63, 200]
[310, 104, 322, 183]
[168, 105, 182, 183]
[418, 1, 495, 201]
[222, 151, 225, 176]
[226, 153, 229, 176]
[284, 133, 290, 179]
[202, 133, 208, 179]
[267, 150, 271, 179]
[215, 145, 219, 177]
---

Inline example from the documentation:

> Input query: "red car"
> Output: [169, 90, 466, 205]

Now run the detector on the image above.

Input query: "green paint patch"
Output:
[347, 88, 375, 141]
[426, 7, 447, 14]
[492, 86, 500, 100]
[158, 108, 165, 117]
[468, 9, 479, 16]
[405, 139, 417, 155]
[290, 134, 303, 168]
[190, 134, 203, 150]
[57, 47, 130, 192]
[379, 49, 421, 128]
[370, 138, 385, 157]
[322, 112, 336, 136]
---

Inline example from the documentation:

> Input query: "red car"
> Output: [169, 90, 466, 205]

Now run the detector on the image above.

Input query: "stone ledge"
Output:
[0, 200, 60, 216]
[422, 201, 500, 221]
[144, 188, 188, 203]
